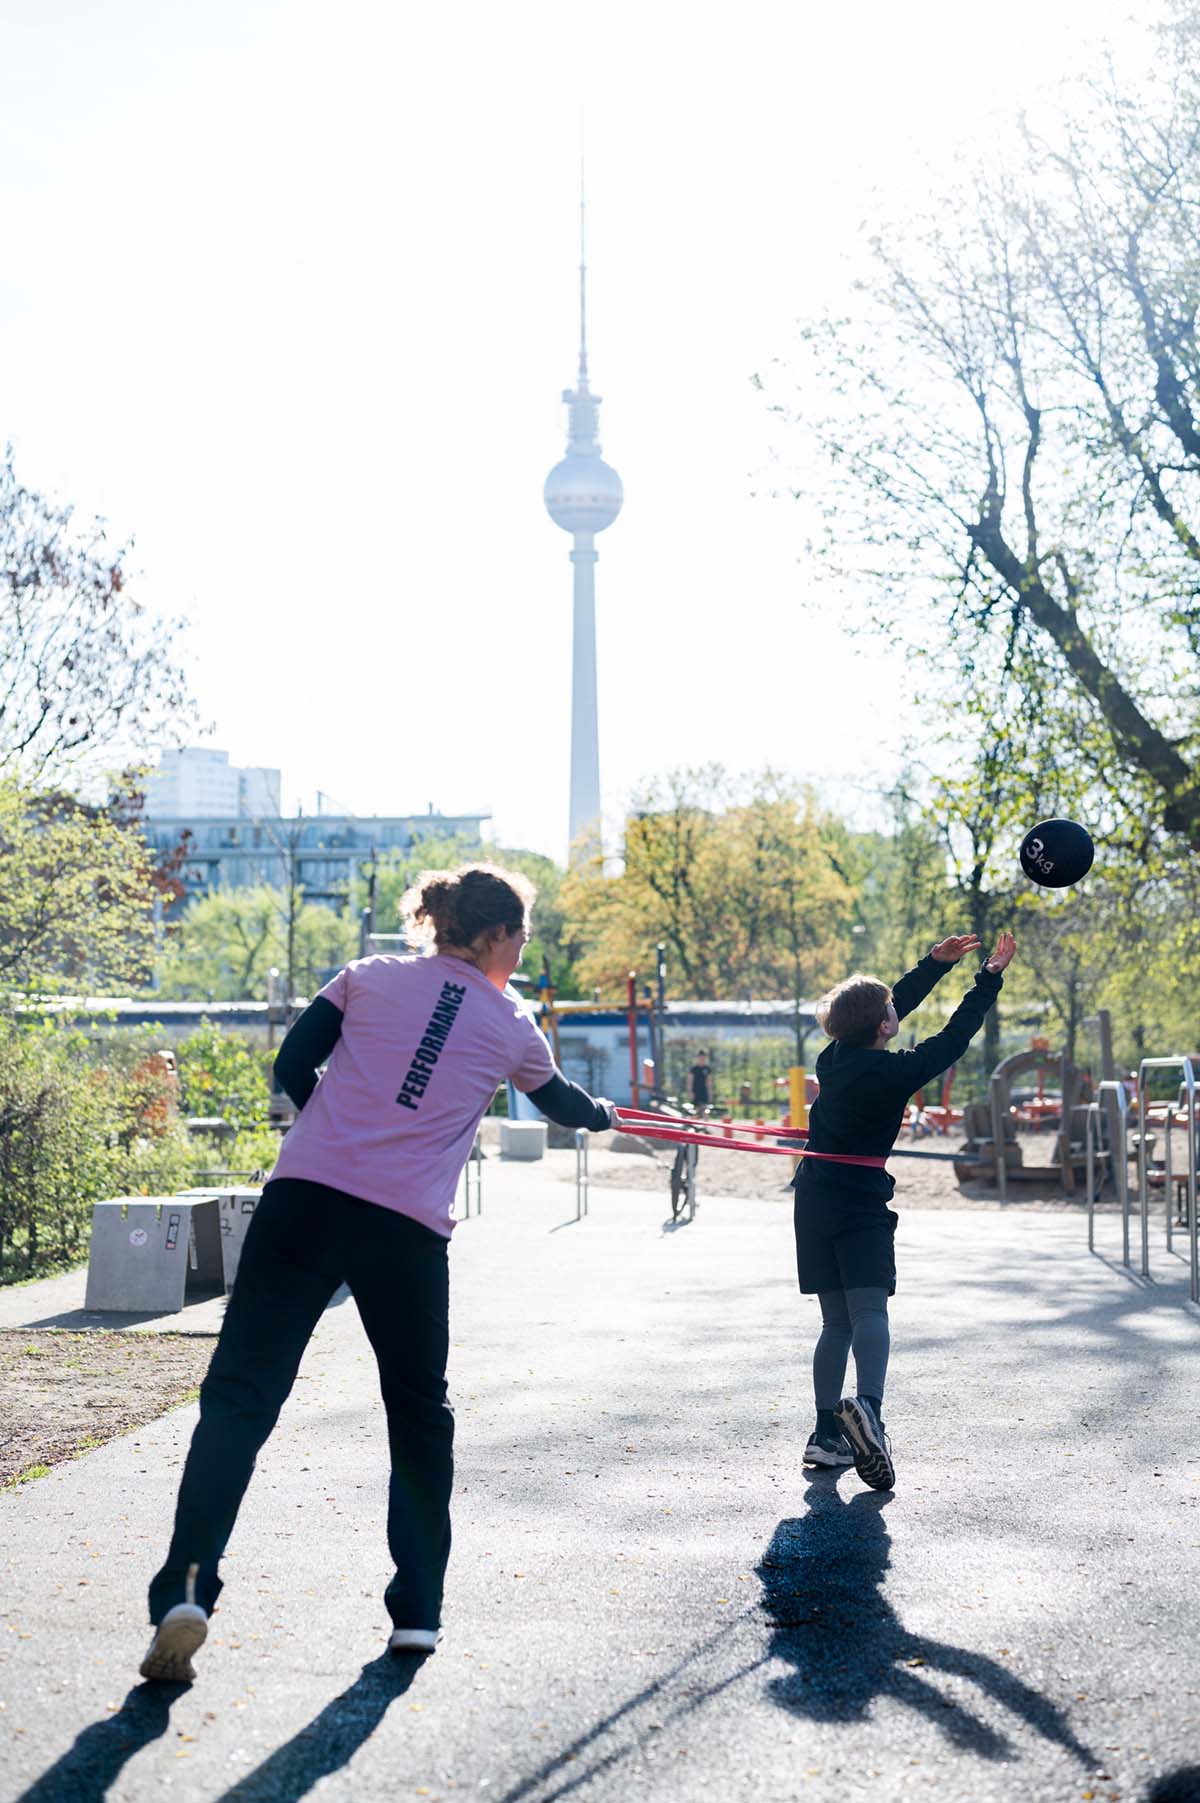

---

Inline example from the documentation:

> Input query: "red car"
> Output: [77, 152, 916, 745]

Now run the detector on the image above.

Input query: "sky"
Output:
[0, 0, 1146, 861]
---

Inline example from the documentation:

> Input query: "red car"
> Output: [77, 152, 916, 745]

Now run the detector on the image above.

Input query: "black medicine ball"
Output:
[1019, 818, 1095, 888]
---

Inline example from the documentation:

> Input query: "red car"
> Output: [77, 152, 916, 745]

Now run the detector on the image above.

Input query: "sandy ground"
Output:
[0, 1330, 215, 1488]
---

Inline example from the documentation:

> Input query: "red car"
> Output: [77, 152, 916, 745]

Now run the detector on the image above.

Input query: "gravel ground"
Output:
[0, 1330, 215, 1488]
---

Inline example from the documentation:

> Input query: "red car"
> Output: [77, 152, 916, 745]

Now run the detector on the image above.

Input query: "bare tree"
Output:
[779, 3, 1200, 850]
[0, 447, 193, 779]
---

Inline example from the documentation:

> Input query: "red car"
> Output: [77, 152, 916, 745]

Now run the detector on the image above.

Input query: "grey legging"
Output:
[813, 1286, 890, 1410]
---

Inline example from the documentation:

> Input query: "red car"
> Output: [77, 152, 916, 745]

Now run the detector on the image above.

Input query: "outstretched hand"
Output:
[985, 931, 1017, 973]
[930, 933, 983, 964]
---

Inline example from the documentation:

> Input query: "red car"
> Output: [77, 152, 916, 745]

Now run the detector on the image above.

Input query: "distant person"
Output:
[688, 1049, 712, 1111]
[141, 865, 615, 1683]
[797, 930, 1016, 1490]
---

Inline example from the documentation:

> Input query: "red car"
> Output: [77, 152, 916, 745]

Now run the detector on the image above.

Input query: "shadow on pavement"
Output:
[759, 1478, 1095, 1766]
[211, 1652, 423, 1802]
[14, 1654, 423, 1803]
[14, 1679, 187, 1802]
[1146, 1771, 1200, 1801]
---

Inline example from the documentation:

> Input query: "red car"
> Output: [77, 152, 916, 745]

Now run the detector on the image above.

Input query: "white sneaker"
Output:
[140, 1603, 208, 1682]
[388, 1628, 440, 1657]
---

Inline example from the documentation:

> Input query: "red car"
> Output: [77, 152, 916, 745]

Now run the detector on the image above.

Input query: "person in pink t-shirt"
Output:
[143, 865, 614, 1682]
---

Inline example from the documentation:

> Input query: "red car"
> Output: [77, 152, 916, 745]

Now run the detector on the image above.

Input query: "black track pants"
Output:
[148, 1177, 453, 1631]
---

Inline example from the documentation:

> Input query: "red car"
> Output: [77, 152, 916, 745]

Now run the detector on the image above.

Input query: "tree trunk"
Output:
[1064, 964, 1080, 1066]
[969, 517, 1200, 850]
[966, 885, 1001, 1071]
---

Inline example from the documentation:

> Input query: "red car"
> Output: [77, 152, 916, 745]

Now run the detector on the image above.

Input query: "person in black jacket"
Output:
[796, 930, 1017, 1490]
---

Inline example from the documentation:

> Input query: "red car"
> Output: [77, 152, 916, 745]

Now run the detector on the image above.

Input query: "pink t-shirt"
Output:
[269, 953, 557, 1235]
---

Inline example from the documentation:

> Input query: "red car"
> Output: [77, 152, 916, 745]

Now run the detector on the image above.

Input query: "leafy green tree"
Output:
[157, 887, 358, 1001]
[561, 768, 856, 1020]
[0, 779, 159, 997]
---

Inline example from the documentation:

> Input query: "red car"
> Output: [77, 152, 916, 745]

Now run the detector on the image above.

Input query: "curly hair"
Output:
[401, 863, 535, 952]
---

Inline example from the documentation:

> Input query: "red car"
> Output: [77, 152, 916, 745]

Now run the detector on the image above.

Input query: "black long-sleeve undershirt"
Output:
[273, 996, 610, 1131]
[525, 1073, 611, 1131]
[273, 996, 344, 1109]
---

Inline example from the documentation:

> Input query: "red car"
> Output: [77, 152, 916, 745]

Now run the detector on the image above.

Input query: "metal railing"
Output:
[575, 1129, 590, 1220]
[1084, 1079, 1129, 1258]
[1161, 1080, 1200, 1262]
[461, 1134, 484, 1219]
[1137, 1058, 1198, 1304]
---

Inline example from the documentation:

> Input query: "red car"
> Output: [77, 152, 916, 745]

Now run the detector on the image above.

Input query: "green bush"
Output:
[173, 1023, 281, 1183]
[0, 1019, 192, 1282]
[176, 1020, 272, 1132]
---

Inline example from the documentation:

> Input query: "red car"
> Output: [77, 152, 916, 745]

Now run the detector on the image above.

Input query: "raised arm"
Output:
[891, 935, 981, 1022]
[274, 997, 344, 1110]
[887, 934, 1015, 1098]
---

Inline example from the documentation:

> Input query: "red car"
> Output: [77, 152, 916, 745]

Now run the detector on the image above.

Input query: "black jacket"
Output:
[794, 953, 1003, 1205]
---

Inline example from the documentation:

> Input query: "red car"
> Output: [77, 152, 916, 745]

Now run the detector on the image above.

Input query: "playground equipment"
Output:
[954, 1043, 1089, 1194]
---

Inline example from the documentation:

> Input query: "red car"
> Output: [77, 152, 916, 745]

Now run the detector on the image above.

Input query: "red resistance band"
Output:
[612, 1107, 887, 1169]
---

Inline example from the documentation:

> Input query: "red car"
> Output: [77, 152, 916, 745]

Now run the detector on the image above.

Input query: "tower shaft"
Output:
[569, 534, 600, 853]
[544, 174, 621, 863]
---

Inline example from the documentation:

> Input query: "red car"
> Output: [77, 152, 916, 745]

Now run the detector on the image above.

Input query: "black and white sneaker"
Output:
[388, 1628, 440, 1656]
[140, 1564, 207, 1682]
[834, 1396, 895, 1491]
[803, 1429, 853, 1468]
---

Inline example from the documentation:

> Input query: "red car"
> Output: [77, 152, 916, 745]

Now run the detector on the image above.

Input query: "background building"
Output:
[141, 749, 488, 908]
[143, 748, 282, 820]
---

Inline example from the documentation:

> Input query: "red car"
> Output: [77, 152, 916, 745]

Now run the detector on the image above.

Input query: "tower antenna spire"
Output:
[578, 154, 588, 385]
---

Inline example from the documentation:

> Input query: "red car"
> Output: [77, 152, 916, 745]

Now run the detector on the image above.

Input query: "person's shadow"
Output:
[758, 1479, 1095, 1766]
[1146, 1773, 1200, 1802]
[15, 1680, 185, 1802]
[15, 1653, 423, 1803]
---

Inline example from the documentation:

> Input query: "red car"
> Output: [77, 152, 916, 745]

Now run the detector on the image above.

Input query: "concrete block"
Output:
[84, 1197, 224, 1314]
[499, 1120, 547, 1161]
[180, 1187, 262, 1291]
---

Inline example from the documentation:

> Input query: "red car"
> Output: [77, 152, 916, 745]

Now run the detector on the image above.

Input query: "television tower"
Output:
[544, 178, 623, 860]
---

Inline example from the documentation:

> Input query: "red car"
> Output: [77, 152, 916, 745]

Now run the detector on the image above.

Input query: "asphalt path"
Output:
[2, 1157, 1199, 1803]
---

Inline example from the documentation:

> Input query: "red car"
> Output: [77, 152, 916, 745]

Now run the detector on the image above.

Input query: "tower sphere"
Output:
[544, 451, 624, 535]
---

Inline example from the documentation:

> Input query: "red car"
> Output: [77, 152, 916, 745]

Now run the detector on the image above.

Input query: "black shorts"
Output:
[793, 1192, 898, 1294]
